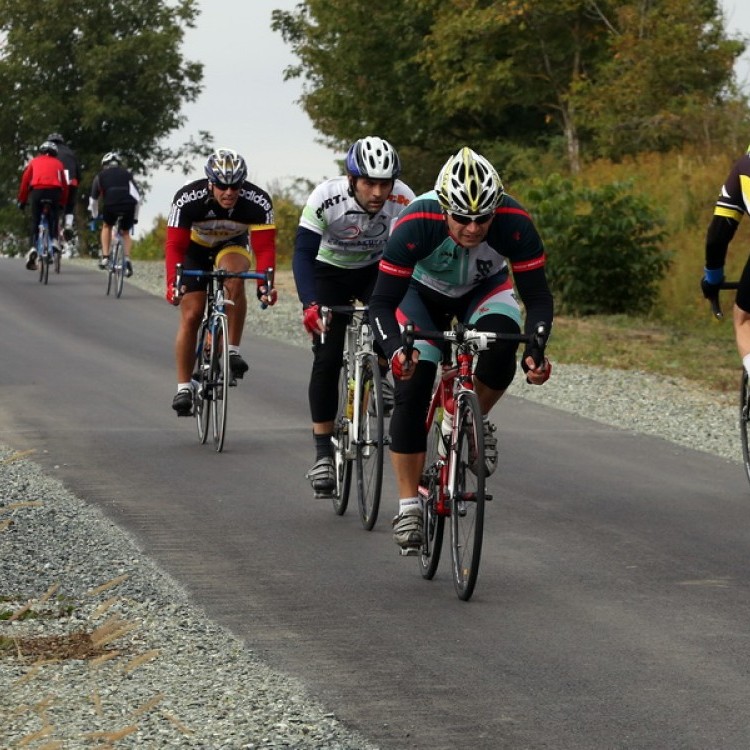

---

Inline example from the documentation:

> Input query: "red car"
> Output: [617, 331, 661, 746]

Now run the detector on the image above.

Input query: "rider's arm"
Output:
[513, 263, 554, 337]
[164, 226, 191, 300]
[292, 226, 322, 306]
[705, 215, 739, 272]
[18, 163, 33, 204]
[250, 224, 276, 292]
[369, 261, 413, 360]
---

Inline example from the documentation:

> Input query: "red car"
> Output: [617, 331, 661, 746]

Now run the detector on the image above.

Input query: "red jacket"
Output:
[18, 154, 69, 205]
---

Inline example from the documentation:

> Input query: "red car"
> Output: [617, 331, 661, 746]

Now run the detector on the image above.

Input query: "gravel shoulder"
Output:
[1, 259, 740, 748]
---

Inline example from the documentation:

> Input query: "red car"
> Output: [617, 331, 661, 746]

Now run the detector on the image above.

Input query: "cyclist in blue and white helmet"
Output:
[293, 136, 415, 498]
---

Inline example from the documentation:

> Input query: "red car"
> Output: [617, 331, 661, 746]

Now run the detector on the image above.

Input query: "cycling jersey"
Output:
[90, 165, 140, 211]
[164, 177, 276, 294]
[298, 177, 415, 269]
[370, 190, 551, 360]
[17, 154, 68, 206]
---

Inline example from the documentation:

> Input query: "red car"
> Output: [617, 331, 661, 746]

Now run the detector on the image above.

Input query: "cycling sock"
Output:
[228, 345, 240, 355]
[399, 497, 421, 514]
[314, 432, 334, 460]
[177, 382, 192, 393]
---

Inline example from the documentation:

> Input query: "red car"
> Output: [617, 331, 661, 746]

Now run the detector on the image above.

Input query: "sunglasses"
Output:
[449, 212, 494, 226]
[213, 181, 241, 192]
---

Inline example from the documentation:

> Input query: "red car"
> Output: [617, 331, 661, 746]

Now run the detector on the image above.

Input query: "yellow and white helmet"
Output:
[435, 147, 503, 216]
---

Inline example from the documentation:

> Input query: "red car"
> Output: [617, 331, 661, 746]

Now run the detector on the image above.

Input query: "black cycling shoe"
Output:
[229, 352, 249, 379]
[172, 388, 193, 417]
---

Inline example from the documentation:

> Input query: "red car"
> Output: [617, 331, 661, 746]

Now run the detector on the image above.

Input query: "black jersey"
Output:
[167, 178, 274, 247]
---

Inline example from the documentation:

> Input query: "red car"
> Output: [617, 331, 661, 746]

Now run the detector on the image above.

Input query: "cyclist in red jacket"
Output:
[17, 141, 68, 270]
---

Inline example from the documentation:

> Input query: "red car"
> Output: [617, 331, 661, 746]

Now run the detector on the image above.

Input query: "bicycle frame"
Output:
[321, 304, 387, 528]
[174, 264, 274, 453]
[406, 321, 548, 600]
[37, 200, 55, 284]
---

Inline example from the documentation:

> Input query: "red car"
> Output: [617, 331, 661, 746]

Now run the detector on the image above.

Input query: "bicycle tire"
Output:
[113, 237, 125, 298]
[419, 414, 446, 580]
[450, 390, 485, 601]
[332, 363, 353, 515]
[741, 369, 750, 486]
[210, 314, 230, 452]
[54, 245, 61, 274]
[194, 322, 211, 445]
[38, 227, 49, 285]
[356, 354, 384, 530]
[106, 252, 114, 296]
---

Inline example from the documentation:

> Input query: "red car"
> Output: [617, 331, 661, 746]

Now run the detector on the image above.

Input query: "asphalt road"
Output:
[2, 257, 750, 749]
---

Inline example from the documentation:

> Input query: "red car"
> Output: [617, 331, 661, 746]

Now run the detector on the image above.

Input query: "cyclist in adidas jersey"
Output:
[369, 147, 553, 551]
[165, 148, 277, 417]
[293, 136, 415, 497]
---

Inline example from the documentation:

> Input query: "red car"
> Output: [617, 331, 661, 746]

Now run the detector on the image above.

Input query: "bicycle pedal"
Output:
[313, 490, 336, 499]
[399, 546, 420, 557]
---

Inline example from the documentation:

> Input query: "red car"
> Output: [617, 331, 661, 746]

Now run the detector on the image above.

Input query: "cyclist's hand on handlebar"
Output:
[167, 283, 183, 306]
[17, 201, 25, 211]
[522, 355, 551, 385]
[257, 285, 277, 306]
[390, 347, 419, 381]
[700, 277, 723, 301]
[302, 303, 325, 337]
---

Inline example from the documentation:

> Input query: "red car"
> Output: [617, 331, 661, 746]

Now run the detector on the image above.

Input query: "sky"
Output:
[135, 0, 750, 235]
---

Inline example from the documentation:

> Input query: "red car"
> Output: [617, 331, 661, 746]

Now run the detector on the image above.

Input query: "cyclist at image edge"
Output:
[368, 146, 553, 552]
[292, 136, 416, 497]
[47, 132, 81, 236]
[17, 141, 69, 271]
[166, 147, 278, 416]
[89, 152, 140, 277]
[701, 144, 750, 374]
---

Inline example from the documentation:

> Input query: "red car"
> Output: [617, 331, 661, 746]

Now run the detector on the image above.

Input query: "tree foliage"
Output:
[272, 0, 748, 181]
[0, 0, 209, 238]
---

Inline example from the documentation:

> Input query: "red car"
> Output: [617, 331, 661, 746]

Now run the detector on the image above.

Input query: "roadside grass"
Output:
[549, 313, 739, 394]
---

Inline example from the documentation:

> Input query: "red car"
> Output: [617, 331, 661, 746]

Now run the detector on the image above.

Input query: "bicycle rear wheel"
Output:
[210, 314, 229, 452]
[331, 363, 353, 515]
[450, 391, 485, 601]
[53, 245, 61, 274]
[419, 409, 446, 580]
[740, 369, 750, 486]
[356, 354, 384, 530]
[194, 322, 211, 444]
[113, 237, 125, 298]
[38, 232, 49, 285]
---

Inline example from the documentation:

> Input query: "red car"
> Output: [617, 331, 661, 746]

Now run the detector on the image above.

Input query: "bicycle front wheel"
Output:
[331, 363, 353, 515]
[54, 246, 61, 274]
[194, 322, 211, 445]
[356, 354, 384, 530]
[38, 234, 49, 285]
[740, 369, 750, 486]
[449, 391, 485, 601]
[419, 410, 445, 580]
[210, 314, 230, 452]
[113, 238, 125, 298]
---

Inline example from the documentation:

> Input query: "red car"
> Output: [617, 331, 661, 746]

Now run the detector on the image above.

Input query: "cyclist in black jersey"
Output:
[89, 152, 140, 275]
[369, 147, 553, 551]
[702, 145, 750, 376]
[165, 148, 278, 416]
[47, 133, 81, 235]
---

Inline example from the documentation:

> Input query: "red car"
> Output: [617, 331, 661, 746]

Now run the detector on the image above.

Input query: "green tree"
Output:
[273, 0, 748, 178]
[573, 0, 748, 158]
[0, 0, 209, 241]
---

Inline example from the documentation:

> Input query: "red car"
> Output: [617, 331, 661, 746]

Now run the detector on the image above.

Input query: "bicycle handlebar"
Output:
[707, 281, 739, 320]
[318, 303, 369, 344]
[174, 265, 275, 308]
[402, 321, 549, 366]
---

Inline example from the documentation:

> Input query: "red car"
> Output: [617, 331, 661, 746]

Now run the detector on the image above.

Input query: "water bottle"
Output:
[346, 377, 355, 420]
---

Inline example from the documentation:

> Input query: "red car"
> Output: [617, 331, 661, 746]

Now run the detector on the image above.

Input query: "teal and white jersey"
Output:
[298, 176, 415, 269]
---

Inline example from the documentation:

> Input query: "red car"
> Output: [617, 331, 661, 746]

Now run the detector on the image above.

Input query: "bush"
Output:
[525, 175, 670, 315]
